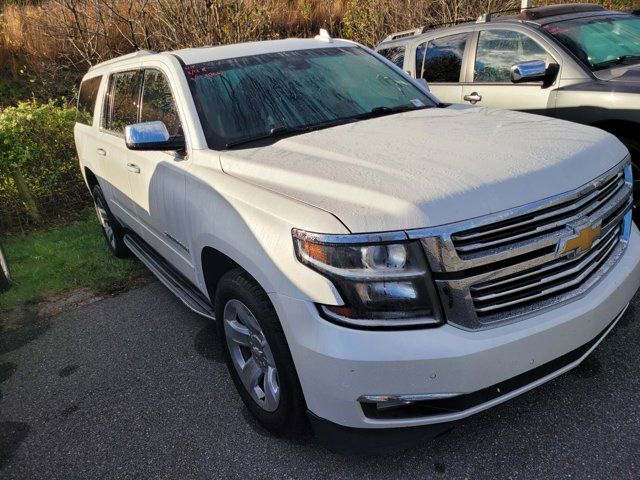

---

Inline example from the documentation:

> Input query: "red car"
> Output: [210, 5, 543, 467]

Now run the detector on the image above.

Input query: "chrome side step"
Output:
[124, 233, 215, 320]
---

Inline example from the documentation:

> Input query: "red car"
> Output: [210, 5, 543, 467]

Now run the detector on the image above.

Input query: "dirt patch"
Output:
[36, 288, 104, 318]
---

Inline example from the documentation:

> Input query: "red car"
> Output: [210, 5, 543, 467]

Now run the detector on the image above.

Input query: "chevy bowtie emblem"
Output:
[558, 222, 602, 256]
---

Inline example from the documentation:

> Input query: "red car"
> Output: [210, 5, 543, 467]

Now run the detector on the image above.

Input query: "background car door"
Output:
[415, 33, 470, 104]
[126, 68, 193, 278]
[98, 69, 143, 231]
[461, 28, 559, 114]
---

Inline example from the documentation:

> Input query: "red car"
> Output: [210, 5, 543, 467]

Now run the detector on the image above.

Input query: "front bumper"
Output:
[269, 225, 640, 430]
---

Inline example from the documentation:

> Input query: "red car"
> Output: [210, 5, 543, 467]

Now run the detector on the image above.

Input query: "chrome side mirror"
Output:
[510, 60, 547, 83]
[125, 121, 185, 151]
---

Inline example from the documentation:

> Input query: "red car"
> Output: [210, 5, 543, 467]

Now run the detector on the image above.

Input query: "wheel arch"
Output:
[201, 246, 267, 305]
[84, 167, 99, 192]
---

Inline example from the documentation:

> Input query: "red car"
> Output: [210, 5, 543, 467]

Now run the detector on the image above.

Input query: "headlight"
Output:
[292, 229, 442, 328]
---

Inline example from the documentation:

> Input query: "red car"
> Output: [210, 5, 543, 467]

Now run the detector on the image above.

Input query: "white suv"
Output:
[74, 34, 640, 453]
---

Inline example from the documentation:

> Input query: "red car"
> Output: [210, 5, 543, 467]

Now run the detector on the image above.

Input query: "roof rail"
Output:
[519, 3, 605, 20]
[315, 28, 333, 42]
[88, 50, 157, 71]
[381, 25, 428, 43]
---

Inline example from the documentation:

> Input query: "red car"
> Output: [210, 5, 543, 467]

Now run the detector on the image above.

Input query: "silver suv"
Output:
[376, 3, 640, 218]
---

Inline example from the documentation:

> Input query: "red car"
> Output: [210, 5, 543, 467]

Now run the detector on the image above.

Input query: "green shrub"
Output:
[0, 100, 89, 234]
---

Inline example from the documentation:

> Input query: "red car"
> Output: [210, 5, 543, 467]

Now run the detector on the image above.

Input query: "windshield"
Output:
[183, 46, 435, 149]
[544, 14, 640, 71]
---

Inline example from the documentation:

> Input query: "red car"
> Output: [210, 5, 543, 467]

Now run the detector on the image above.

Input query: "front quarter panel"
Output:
[556, 80, 640, 125]
[187, 151, 348, 305]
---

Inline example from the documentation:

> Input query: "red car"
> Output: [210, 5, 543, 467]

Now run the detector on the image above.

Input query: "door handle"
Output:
[96, 148, 107, 156]
[463, 92, 482, 104]
[127, 163, 141, 174]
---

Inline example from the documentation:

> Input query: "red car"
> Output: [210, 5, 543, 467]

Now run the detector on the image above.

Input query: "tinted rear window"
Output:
[77, 76, 102, 125]
[378, 46, 406, 69]
[416, 33, 468, 83]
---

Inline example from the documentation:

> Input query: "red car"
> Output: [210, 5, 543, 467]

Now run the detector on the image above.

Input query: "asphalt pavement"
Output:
[1, 280, 639, 479]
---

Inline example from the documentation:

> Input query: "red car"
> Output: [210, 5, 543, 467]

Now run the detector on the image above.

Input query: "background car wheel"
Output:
[215, 268, 308, 437]
[92, 184, 130, 258]
[0, 243, 11, 292]
[620, 137, 640, 227]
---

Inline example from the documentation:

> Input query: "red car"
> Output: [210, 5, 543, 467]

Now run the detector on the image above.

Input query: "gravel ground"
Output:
[1, 280, 639, 479]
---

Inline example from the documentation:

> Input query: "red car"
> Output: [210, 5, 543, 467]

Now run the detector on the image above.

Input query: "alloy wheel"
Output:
[223, 299, 280, 412]
[94, 197, 116, 250]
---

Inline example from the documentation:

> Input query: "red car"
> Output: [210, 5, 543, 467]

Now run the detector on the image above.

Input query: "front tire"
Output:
[215, 269, 307, 436]
[92, 184, 129, 258]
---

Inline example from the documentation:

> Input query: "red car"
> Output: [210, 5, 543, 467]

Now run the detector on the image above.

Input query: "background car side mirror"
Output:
[511, 60, 560, 88]
[125, 121, 186, 152]
[510, 60, 548, 83]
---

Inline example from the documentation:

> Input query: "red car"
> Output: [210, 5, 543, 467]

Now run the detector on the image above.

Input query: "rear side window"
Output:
[76, 76, 102, 126]
[416, 33, 468, 83]
[474, 30, 548, 82]
[140, 69, 182, 137]
[102, 70, 141, 135]
[378, 46, 406, 69]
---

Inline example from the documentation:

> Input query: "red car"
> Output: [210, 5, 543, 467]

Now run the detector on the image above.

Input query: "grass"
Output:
[0, 217, 145, 315]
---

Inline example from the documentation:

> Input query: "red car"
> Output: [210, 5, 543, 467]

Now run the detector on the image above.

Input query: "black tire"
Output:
[620, 137, 640, 227]
[0, 243, 11, 293]
[215, 268, 308, 437]
[92, 184, 130, 258]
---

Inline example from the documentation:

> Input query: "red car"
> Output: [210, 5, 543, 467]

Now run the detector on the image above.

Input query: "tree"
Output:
[0, 242, 10, 293]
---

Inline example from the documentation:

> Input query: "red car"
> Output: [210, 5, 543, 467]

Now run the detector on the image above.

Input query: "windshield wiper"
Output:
[225, 126, 308, 148]
[354, 104, 428, 121]
[224, 117, 366, 149]
[224, 105, 428, 149]
[592, 54, 640, 70]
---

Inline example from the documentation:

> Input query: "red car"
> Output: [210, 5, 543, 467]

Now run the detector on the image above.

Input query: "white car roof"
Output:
[87, 38, 357, 76]
[174, 38, 356, 65]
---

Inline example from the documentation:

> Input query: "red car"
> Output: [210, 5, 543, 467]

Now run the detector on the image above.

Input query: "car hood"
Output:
[219, 106, 627, 233]
[594, 63, 640, 89]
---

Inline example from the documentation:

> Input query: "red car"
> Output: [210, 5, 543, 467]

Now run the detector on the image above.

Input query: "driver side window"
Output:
[140, 69, 183, 137]
[474, 30, 549, 83]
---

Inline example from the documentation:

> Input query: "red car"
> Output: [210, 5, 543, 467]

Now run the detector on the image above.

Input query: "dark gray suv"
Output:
[376, 3, 640, 218]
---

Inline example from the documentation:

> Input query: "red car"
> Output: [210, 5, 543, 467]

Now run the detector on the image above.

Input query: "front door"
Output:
[126, 68, 193, 278]
[415, 33, 470, 104]
[461, 28, 559, 115]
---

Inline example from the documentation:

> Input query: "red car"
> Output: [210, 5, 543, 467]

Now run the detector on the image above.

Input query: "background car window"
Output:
[474, 30, 548, 83]
[416, 33, 467, 83]
[76, 76, 102, 126]
[378, 46, 406, 69]
[103, 70, 141, 134]
[140, 69, 182, 137]
[544, 15, 640, 71]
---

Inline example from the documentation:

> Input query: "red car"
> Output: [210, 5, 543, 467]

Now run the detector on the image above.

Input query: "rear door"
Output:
[98, 68, 143, 231]
[461, 27, 560, 114]
[414, 32, 471, 104]
[75, 74, 104, 186]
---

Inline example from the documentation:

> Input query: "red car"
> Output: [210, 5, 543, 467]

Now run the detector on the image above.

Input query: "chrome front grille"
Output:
[470, 221, 622, 318]
[409, 159, 634, 330]
[451, 168, 626, 259]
